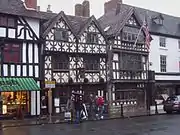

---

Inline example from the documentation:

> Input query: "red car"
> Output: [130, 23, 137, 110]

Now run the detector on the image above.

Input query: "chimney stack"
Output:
[75, 4, 83, 16]
[75, 0, 90, 17]
[25, 0, 37, 10]
[104, 0, 122, 14]
[82, 0, 90, 17]
[47, 4, 52, 13]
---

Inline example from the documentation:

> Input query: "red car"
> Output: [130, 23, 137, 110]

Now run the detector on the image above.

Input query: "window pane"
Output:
[0, 16, 7, 26]
[7, 18, 15, 27]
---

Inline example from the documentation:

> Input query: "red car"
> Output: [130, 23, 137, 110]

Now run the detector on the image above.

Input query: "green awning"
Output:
[0, 78, 40, 91]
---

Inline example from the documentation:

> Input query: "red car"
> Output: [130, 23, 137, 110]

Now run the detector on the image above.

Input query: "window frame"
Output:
[52, 54, 69, 70]
[160, 55, 167, 72]
[3, 43, 21, 63]
[159, 37, 166, 47]
[86, 32, 98, 44]
[54, 28, 68, 41]
[83, 55, 100, 71]
[0, 15, 16, 28]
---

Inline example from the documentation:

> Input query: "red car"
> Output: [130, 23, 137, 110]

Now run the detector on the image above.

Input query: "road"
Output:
[1, 114, 180, 135]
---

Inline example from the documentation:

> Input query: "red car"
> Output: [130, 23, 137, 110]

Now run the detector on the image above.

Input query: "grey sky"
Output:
[38, 0, 180, 18]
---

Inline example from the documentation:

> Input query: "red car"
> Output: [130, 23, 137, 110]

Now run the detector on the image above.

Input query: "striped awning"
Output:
[0, 78, 40, 91]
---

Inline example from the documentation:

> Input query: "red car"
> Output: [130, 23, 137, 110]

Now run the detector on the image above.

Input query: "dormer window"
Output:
[152, 14, 164, 25]
[87, 32, 98, 44]
[54, 28, 68, 41]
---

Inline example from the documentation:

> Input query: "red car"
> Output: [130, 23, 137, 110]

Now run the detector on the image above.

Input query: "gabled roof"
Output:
[123, 4, 180, 38]
[42, 11, 78, 39]
[98, 6, 144, 37]
[77, 15, 107, 40]
[42, 13, 106, 40]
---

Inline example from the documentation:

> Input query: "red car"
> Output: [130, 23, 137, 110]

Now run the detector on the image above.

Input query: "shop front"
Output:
[0, 78, 41, 119]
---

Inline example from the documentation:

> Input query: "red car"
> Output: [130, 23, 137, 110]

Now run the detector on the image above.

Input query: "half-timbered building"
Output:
[42, 11, 107, 114]
[0, 0, 42, 118]
[99, 2, 150, 114]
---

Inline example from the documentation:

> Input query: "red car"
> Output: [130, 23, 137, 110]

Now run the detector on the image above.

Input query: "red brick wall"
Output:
[25, 0, 37, 9]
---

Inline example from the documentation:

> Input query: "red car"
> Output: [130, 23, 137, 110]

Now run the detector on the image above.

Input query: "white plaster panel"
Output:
[0, 27, 6, 37]
[31, 91, 36, 115]
[25, 18, 39, 38]
[10, 65, 15, 76]
[28, 43, 33, 63]
[29, 65, 33, 77]
[17, 65, 21, 76]
[22, 65, 27, 76]
[35, 66, 39, 78]
[34, 44, 39, 63]
[8, 29, 15, 38]
[113, 53, 119, 61]
[22, 43, 26, 63]
[3, 64, 8, 76]
[17, 26, 24, 39]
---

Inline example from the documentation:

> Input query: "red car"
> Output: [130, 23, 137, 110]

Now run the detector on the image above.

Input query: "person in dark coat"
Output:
[74, 95, 82, 124]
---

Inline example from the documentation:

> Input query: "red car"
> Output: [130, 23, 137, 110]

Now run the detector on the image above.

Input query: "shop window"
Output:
[52, 54, 69, 70]
[83, 55, 99, 70]
[160, 55, 166, 72]
[3, 43, 21, 63]
[0, 92, 30, 115]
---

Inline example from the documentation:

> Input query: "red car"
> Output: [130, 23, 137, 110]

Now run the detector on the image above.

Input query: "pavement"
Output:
[1, 114, 180, 135]
[0, 105, 166, 128]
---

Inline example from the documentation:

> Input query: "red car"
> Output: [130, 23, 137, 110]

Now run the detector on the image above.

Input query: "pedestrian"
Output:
[96, 96, 105, 120]
[88, 94, 96, 120]
[40, 96, 48, 119]
[74, 94, 81, 124]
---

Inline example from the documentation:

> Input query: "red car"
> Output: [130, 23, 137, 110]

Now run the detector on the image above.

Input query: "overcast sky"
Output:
[38, 0, 180, 18]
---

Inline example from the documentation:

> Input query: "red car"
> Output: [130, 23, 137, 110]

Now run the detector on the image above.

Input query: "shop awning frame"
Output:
[0, 77, 40, 92]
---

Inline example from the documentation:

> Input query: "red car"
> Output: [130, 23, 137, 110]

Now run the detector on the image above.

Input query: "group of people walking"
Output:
[66, 91, 105, 124]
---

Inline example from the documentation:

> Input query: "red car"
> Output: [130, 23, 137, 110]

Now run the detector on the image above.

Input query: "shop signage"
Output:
[0, 79, 19, 87]
[45, 81, 56, 88]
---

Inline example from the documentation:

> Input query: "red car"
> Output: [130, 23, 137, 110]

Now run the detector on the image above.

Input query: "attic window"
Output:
[54, 28, 68, 41]
[87, 32, 98, 44]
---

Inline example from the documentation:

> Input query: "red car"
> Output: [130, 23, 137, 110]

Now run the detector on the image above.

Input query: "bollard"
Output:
[120, 104, 124, 117]
[155, 101, 158, 114]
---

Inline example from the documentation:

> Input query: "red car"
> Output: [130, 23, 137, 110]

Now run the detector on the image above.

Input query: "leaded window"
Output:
[84, 55, 99, 70]
[86, 33, 98, 44]
[54, 28, 68, 41]
[121, 53, 142, 70]
[3, 43, 21, 63]
[0, 16, 15, 27]
[160, 55, 166, 72]
[52, 54, 69, 70]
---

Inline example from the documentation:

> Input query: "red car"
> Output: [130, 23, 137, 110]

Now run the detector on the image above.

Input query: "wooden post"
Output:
[48, 88, 52, 123]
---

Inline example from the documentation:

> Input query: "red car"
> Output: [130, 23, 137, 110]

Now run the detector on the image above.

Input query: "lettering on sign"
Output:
[45, 81, 56, 88]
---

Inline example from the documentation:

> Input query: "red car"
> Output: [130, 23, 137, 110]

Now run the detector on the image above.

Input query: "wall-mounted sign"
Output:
[45, 81, 56, 88]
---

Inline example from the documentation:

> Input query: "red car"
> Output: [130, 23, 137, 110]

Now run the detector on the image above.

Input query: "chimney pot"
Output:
[25, 0, 37, 10]
[47, 4, 52, 13]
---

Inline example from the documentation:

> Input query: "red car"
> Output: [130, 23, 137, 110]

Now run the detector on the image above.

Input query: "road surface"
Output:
[1, 114, 180, 135]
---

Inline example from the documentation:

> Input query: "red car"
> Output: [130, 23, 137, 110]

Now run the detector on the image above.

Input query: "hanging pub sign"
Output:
[45, 81, 56, 88]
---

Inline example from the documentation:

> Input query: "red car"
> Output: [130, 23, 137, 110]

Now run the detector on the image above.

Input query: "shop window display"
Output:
[0, 92, 30, 116]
